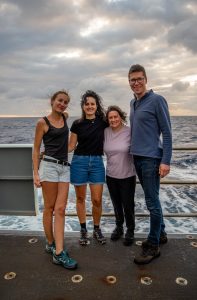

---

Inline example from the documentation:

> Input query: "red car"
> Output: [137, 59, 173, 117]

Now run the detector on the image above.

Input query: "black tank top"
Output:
[43, 114, 69, 161]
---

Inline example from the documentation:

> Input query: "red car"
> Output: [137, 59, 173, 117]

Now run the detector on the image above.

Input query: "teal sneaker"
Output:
[45, 241, 56, 254]
[53, 250, 78, 270]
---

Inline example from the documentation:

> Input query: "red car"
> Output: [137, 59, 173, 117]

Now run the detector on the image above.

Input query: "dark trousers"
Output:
[106, 175, 136, 231]
[134, 156, 166, 245]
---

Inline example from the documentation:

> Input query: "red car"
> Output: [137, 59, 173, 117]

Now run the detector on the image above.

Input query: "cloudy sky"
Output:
[0, 0, 197, 117]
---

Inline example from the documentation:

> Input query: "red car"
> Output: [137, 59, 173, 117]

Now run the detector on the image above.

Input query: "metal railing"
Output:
[0, 144, 196, 218]
[68, 145, 197, 219]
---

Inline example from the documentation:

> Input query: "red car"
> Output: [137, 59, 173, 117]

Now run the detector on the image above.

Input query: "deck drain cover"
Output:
[71, 275, 83, 283]
[106, 275, 117, 284]
[141, 276, 152, 285]
[135, 241, 142, 246]
[176, 277, 188, 286]
[28, 238, 38, 244]
[4, 272, 16, 280]
[190, 241, 197, 248]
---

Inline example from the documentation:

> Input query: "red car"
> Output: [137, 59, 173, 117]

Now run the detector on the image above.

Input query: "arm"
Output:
[68, 132, 78, 152]
[156, 97, 172, 178]
[32, 119, 45, 187]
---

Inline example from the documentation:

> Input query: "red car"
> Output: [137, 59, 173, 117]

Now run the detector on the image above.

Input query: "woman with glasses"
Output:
[69, 90, 107, 246]
[33, 90, 77, 270]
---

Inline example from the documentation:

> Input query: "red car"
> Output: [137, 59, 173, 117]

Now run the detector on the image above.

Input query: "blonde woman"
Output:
[33, 90, 77, 270]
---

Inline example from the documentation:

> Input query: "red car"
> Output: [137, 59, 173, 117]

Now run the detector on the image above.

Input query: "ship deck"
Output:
[0, 232, 197, 300]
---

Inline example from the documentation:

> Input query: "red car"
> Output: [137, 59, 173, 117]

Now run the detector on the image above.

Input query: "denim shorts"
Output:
[39, 155, 70, 183]
[70, 155, 105, 185]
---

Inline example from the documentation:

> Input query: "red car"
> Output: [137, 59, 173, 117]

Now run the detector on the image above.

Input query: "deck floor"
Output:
[0, 233, 197, 300]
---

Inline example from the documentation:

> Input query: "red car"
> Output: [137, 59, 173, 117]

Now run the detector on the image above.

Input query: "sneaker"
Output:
[123, 229, 134, 246]
[93, 228, 106, 245]
[45, 241, 56, 254]
[79, 228, 90, 246]
[53, 250, 78, 270]
[111, 226, 124, 241]
[134, 242, 160, 265]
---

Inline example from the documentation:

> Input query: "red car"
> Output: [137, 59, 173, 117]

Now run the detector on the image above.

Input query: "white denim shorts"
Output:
[39, 155, 70, 183]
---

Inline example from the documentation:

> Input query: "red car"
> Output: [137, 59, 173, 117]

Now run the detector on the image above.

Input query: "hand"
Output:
[34, 174, 42, 188]
[159, 164, 170, 178]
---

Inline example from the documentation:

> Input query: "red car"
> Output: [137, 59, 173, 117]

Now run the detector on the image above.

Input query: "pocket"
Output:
[38, 160, 45, 178]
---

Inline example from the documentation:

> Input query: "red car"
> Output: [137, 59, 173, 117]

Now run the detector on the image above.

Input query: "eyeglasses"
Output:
[129, 77, 145, 85]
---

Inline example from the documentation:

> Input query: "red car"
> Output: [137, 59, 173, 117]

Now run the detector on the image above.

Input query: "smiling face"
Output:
[82, 96, 97, 118]
[51, 93, 69, 113]
[128, 71, 147, 99]
[108, 110, 122, 130]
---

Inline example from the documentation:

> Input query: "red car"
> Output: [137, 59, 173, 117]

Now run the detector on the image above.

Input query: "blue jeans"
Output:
[70, 155, 105, 185]
[134, 156, 166, 245]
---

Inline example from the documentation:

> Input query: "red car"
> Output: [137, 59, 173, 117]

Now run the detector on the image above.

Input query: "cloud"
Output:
[0, 0, 197, 116]
[171, 81, 190, 92]
[168, 17, 197, 53]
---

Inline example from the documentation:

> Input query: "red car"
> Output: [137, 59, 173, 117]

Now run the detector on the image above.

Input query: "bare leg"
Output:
[54, 182, 69, 254]
[41, 182, 58, 244]
[89, 184, 103, 225]
[74, 185, 87, 224]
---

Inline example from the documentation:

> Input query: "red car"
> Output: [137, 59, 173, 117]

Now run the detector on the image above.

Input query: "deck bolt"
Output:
[190, 241, 197, 248]
[141, 276, 152, 285]
[28, 238, 38, 244]
[4, 272, 16, 280]
[135, 241, 142, 246]
[106, 275, 117, 284]
[176, 277, 188, 286]
[186, 235, 193, 240]
[71, 274, 83, 283]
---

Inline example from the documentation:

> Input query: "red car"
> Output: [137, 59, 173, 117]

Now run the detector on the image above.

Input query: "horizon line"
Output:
[0, 114, 197, 118]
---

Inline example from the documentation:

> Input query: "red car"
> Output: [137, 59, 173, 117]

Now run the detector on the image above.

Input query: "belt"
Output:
[43, 157, 70, 166]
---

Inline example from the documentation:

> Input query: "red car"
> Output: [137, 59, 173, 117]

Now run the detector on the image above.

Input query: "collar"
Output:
[134, 89, 153, 101]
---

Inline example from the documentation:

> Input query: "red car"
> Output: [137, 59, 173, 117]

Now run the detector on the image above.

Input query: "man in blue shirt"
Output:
[129, 64, 172, 264]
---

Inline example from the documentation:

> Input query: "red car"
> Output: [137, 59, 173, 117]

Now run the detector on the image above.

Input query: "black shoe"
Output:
[123, 229, 134, 246]
[142, 233, 168, 248]
[160, 232, 168, 244]
[111, 226, 124, 241]
[134, 242, 160, 265]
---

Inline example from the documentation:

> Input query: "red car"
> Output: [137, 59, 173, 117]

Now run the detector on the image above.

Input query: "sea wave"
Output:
[0, 116, 196, 234]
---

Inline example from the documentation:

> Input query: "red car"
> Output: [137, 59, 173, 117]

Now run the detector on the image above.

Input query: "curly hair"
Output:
[80, 90, 106, 120]
[106, 105, 127, 125]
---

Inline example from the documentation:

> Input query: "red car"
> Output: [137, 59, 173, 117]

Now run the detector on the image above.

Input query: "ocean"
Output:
[0, 116, 197, 234]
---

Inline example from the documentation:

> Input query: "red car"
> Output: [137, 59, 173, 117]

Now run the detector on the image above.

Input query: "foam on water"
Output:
[0, 183, 196, 234]
[0, 116, 196, 234]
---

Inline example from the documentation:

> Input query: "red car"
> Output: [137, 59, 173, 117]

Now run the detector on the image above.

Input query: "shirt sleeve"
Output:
[155, 96, 172, 165]
[70, 120, 78, 134]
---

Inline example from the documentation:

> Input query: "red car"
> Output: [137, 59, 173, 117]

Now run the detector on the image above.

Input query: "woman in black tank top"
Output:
[32, 90, 77, 270]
